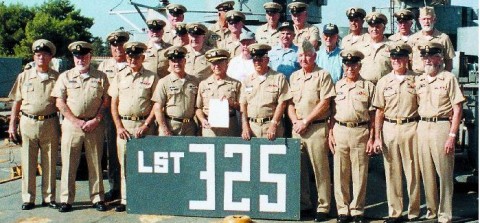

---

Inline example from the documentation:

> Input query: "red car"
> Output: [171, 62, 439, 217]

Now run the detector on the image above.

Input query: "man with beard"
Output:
[288, 2, 320, 49]
[388, 9, 415, 44]
[268, 21, 300, 80]
[408, 6, 455, 74]
[240, 43, 291, 141]
[255, 2, 282, 46]
[196, 49, 241, 137]
[227, 31, 256, 83]
[288, 41, 335, 222]
[185, 23, 213, 82]
[316, 23, 343, 84]
[207, 1, 234, 48]
[143, 19, 172, 78]
[341, 7, 368, 50]
[220, 10, 246, 57]
[415, 42, 464, 223]
[163, 3, 187, 45]
[329, 49, 375, 223]
[52, 41, 109, 212]
[357, 12, 392, 84]
[108, 42, 157, 212]
[372, 43, 421, 223]
[8, 39, 59, 210]
[97, 29, 129, 202]
[153, 46, 199, 136]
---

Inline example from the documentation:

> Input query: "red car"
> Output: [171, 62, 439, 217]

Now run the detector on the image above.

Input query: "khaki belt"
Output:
[166, 115, 192, 123]
[21, 111, 57, 121]
[420, 117, 450, 122]
[248, 117, 273, 124]
[336, 120, 369, 128]
[384, 117, 419, 124]
[120, 115, 147, 121]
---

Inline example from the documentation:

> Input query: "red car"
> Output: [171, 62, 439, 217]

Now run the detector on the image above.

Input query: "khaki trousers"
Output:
[159, 119, 197, 136]
[293, 122, 331, 213]
[333, 124, 369, 216]
[382, 121, 421, 219]
[19, 116, 60, 203]
[249, 121, 284, 138]
[117, 120, 154, 205]
[59, 119, 105, 204]
[201, 115, 240, 137]
[417, 121, 454, 223]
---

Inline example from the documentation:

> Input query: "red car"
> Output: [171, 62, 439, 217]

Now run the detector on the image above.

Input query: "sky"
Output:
[3, 0, 479, 42]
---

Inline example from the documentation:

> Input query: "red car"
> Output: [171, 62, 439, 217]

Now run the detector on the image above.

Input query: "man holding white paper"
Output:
[195, 48, 241, 137]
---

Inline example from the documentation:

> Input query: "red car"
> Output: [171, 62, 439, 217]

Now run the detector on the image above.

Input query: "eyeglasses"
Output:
[227, 20, 241, 25]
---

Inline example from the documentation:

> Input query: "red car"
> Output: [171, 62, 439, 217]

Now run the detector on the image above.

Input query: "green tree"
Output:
[14, 0, 94, 63]
[0, 3, 34, 56]
[91, 36, 110, 57]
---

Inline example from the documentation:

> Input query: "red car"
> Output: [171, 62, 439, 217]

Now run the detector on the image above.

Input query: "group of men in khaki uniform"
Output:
[7, 2, 464, 223]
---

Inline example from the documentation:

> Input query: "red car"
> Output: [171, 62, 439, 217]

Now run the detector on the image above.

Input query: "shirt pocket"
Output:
[353, 92, 369, 111]
[167, 88, 181, 106]
[21, 84, 34, 101]
[66, 83, 82, 96]
[265, 86, 279, 103]
[138, 82, 153, 99]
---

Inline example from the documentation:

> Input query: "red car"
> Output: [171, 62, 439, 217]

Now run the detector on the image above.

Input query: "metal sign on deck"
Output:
[126, 136, 301, 220]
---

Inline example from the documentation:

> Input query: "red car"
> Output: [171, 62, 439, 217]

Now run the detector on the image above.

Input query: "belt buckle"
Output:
[432, 117, 437, 122]
[183, 118, 190, 123]
[256, 118, 262, 123]
[396, 118, 402, 125]
[38, 115, 45, 121]
[346, 122, 354, 128]
[131, 116, 139, 121]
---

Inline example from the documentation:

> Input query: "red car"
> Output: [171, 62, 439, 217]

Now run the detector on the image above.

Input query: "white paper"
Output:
[208, 99, 229, 128]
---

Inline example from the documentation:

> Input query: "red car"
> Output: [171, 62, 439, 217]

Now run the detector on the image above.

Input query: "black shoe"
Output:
[337, 215, 350, 223]
[353, 215, 366, 223]
[105, 190, 120, 202]
[407, 217, 420, 222]
[384, 217, 401, 223]
[58, 203, 72, 212]
[115, 204, 126, 212]
[41, 201, 58, 209]
[21, 202, 35, 210]
[314, 212, 329, 222]
[93, 201, 107, 211]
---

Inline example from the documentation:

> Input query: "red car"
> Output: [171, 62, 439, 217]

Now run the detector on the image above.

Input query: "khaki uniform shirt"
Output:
[240, 69, 292, 118]
[408, 29, 455, 73]
[97, 58, 128, 83]
[290, 66, 336, 120]
[293, 23, 320, 46]
[358, 38, 392, 84]
[185, 45, 213, 82]
[9, 68, 59, 115]
[143, 40, 172, 79]
[333, 77, 375, 122]
[340, 32, 369, 50]
[415, 70, 465, 118]
[152, 73, 199, 119]
[219, 33, 242, 58]
[162, 23, 175, 45]
[208, 23, 229, 48]
[108, 67, 158, 117]
[388, 32, 411, 44]
[196, 75, 241, 115]
[372, 71, 418, 119]
[255, 23, 280, 46]
[51, 67, 108, 118]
